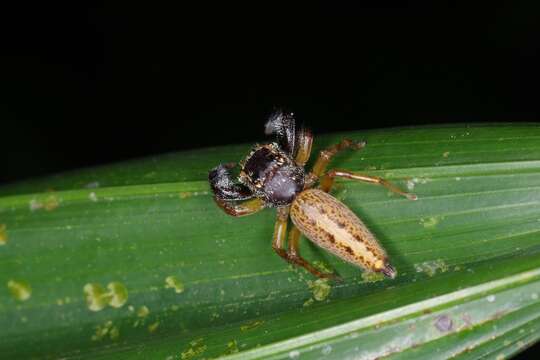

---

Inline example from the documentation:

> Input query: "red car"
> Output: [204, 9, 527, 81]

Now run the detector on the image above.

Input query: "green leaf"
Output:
[1, 124, 540, 359]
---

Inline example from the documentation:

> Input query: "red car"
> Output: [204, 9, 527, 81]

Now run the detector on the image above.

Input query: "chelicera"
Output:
[208, 110, 417, 280]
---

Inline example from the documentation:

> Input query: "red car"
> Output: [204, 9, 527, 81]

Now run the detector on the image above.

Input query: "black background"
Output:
[0, 3, 539, 357]
[1, 3, 539, 186]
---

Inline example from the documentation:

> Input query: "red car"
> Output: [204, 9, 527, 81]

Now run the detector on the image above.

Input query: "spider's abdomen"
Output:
[240, 143, 304, 206]
[290, 188, 396, 278]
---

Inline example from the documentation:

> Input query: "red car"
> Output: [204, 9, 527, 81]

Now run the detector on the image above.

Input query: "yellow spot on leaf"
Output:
[0, 224, 7, 245]
[179, 192, 192, 199]
[92, 321, 111, 341]
[55, 297, 72, 306]
[313, 261, 332, 274]
[148, 321, 159, 333]
[181, 338, 207, 360]
[308, 279, 331, 301]
[165, 275, 184, 294]
[29, 194, 60, 212]
[91, 321, 119, 341]
[88, 192, 98, 202]
[84, 281, 128, 311]
[109, 326, 120, 340]
[225, 340, 239, 355]
[84, 283, 109, 311]
[7, 280, 31, 301]
[107, 282, 128, 308]
[44, 195, 59, 210]
[421, 217, 440, 228]
[414, 259, 449, 277]
[361, 271, 385, 283]
[443, 151, 450, 158]
[137, 305, 150, 318]
[240, 320, 264, 332]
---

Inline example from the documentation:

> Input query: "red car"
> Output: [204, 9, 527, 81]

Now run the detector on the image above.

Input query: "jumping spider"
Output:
[208, 110, 417, 280]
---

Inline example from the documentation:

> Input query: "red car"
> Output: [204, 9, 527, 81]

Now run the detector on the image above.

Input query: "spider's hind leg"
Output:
[287, 225, 342, 281]
[272, 207, 340, 280]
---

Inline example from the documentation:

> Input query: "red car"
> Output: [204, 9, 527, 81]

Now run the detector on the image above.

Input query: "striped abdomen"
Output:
[290, 188, 396, 278]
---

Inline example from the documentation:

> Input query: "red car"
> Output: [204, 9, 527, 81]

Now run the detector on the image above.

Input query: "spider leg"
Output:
[214, 197, 265, 217]
[310, 138, 366, 180]
[209, 163, 254, 201]
[307, 138, 415, 199]
[209, 163, 265, 217]
[287, 226, 342, 281]
[272, 207, 340, 280]
[265, 109, 313, 163]
[294, 126, 313, 167]
[265, 109, 297, 156]
[271, 206, 290, 260]
[321, 169, 417, 200]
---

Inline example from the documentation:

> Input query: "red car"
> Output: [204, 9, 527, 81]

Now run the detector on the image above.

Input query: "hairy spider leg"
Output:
[322, 169, 418, 200]
[308, 138, 416, 200]
[213, 197, 265, 217]
[271, 206, 290, 259]
[264, 109, 297, 156]
[209, 162, 266, 217]
[209, 162, 254, 200]
[294, 127, 313, 167]
[310, 138, 366, 184]
[287, 226, 342, 280]
[272, 207, 338, 279]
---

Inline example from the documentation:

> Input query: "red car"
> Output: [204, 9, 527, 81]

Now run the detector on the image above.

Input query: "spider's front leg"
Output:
[214, 197, 265, 217]
[209, 163, 265, 217]
[272, 207, 339, 280]
[264, 108, 314, 167]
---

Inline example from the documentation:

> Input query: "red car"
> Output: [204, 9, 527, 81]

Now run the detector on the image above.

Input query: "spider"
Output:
[208, 110, 417, 280]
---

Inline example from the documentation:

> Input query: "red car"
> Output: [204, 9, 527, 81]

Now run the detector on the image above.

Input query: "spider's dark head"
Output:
[239, 143, 305, 207]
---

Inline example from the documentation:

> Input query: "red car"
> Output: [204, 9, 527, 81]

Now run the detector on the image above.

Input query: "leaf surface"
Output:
[1, 124, 540, 359]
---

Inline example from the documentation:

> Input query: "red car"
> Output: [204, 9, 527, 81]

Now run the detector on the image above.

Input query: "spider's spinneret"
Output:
[239, 143, 305, 207]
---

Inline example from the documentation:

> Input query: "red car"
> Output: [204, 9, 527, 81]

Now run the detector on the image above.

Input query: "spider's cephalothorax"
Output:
[209, 109, 417, 281]
[209, 109, 311, 210]
[238, 143, 305, 207]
